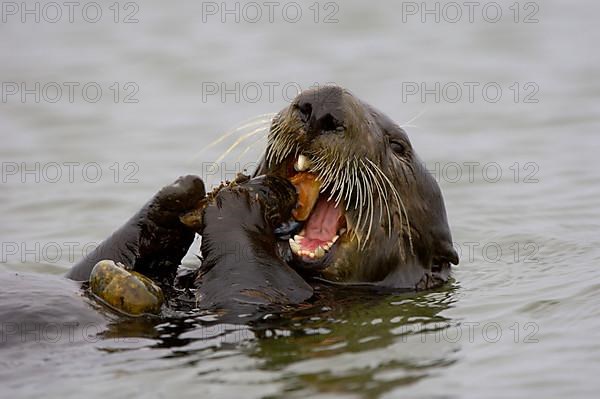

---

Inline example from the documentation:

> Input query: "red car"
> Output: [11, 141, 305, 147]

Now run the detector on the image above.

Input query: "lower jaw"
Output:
[288, 221, 347, 271]
[289, 242, 338, 272]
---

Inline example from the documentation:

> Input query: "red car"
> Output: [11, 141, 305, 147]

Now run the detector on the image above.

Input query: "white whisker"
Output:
[207, 113, 275, 150]
[400, 107, 427, 129]
[366, 158, 414, 255]
[233, 132, 268, 162]
[215, 126, 270, 163]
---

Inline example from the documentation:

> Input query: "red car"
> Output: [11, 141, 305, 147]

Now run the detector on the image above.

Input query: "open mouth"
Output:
[283, 155, 347, 270]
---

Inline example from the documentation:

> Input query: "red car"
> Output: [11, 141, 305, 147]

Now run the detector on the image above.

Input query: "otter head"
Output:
[255, 85, 459, 289]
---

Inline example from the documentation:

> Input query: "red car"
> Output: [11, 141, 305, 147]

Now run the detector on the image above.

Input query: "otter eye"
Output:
[390, 140, 406, 155]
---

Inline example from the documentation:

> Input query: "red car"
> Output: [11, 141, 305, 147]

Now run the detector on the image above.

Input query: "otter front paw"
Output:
[146, 174, 207, 230]
[133, 175, 208, 280]
[67, 175, 208, 282]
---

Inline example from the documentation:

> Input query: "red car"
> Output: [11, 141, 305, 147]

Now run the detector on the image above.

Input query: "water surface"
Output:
[1, 1, 599, 397]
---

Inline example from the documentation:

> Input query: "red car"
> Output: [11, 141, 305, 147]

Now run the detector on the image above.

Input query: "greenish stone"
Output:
[90, 260, 164, 316]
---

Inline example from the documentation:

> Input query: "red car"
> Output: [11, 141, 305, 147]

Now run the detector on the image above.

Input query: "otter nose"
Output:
[295, 86, 345, 137]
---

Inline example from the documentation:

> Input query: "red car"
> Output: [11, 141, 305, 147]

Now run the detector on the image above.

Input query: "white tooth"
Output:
[294, 235, 304, 242]
[332, 235, 339, 243]
[315, 246, 325, 258]
[308, 251, 316, 259]
[323, 242, 331, 250]
[289, 238, 301, 254]
[294, 154, 311, 172]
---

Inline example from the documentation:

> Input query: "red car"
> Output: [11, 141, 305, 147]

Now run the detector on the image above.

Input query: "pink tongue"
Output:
[304, 198, 341, 243]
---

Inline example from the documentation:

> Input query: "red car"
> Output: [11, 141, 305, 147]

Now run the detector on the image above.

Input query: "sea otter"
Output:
[66, 85, 458, 316]
[254, 85, 459, 289]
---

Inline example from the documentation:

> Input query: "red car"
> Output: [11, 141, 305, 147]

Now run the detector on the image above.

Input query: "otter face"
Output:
[256, 85, 459, 289]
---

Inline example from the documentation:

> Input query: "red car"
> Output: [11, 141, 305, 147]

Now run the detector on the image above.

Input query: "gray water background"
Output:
[1, 0, 599, 398]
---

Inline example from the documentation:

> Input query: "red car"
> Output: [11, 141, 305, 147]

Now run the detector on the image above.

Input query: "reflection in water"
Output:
[253, 284, 459, 396]
[95, 281, 460, 397]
